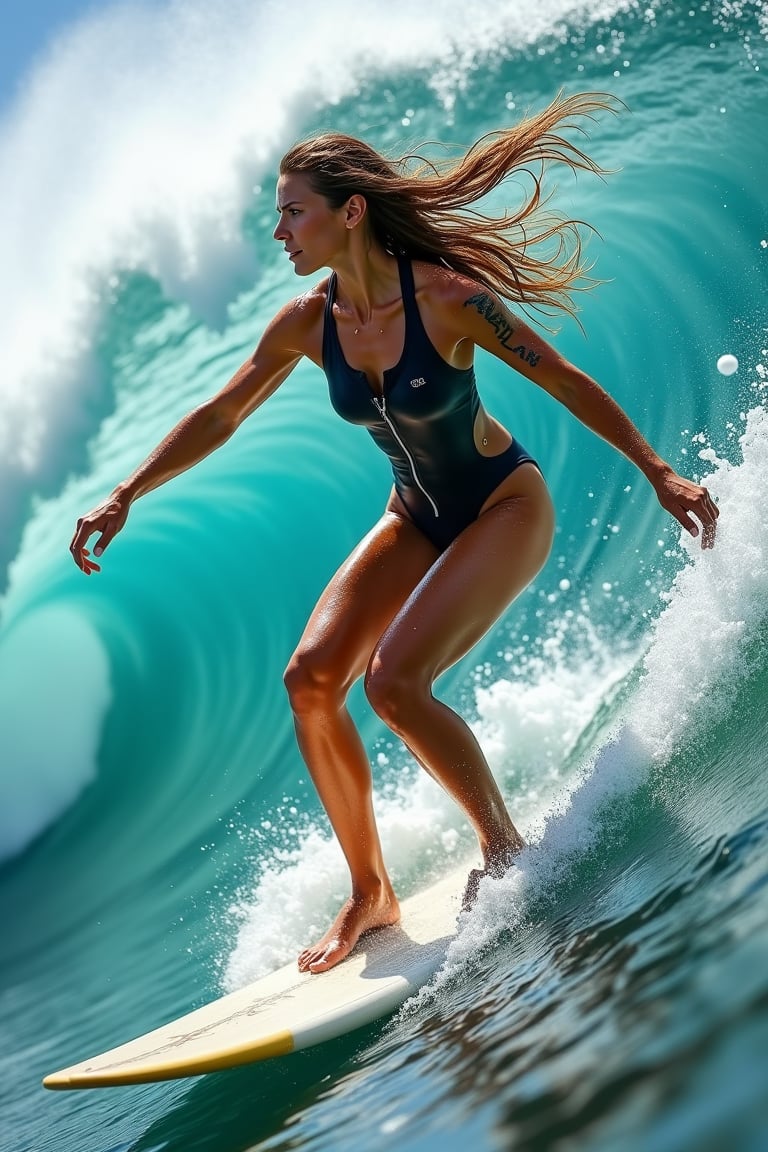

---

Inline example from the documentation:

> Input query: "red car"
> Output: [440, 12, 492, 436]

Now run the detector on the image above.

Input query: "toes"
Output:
[300, 952, 320, 969]
[298, 939, 340, 973]
[309, 942, 345, 974]
[298, 947, 320, 972]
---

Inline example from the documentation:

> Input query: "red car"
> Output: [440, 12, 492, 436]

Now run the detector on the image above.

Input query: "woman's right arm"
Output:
[70, 302, 308, 574]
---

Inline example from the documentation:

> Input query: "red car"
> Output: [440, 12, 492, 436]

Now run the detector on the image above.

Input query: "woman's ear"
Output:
[345, 194, 367, 230]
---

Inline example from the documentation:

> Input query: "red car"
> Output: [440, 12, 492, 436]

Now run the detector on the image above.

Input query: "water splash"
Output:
[0, 0, 632, 550]
[440, 398, 768, 971]
[221, 610, 632, 989]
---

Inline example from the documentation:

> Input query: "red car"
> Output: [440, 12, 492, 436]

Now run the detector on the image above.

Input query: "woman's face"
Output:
[273, 172, 349, 275]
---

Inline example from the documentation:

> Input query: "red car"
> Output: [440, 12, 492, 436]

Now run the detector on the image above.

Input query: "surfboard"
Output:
[43, 864, 470, 1089]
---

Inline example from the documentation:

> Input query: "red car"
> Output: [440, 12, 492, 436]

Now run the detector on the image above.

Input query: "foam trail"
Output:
[0, 607, 111, 863]
[221, 617, 632, 989]
[225, 398, 768, 988]
[441, 398, 768, 971]
[629, 403, 768, 760]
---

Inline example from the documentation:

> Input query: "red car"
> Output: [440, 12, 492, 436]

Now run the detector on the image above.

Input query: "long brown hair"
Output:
[280, 90, 619, 321]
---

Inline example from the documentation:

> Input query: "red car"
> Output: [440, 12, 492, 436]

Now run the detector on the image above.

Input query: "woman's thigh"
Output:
[368, 466, 555, 688]
[287, 509, 439, 691]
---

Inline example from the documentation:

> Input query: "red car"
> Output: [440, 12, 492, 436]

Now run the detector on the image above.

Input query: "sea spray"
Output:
[220, 394, 768, 989]
[221, 612, 634, 989]
[440, 398, 768, 972]
[0, 0, 620, 508]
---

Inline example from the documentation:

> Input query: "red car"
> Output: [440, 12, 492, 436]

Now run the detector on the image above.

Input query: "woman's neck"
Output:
[331, 245, 402, 328]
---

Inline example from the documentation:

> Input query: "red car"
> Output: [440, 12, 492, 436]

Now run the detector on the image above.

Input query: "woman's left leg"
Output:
[364, 464, 555, 889]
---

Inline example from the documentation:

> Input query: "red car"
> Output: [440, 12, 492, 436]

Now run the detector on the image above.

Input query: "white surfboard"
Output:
[43, 864, 470, 1089]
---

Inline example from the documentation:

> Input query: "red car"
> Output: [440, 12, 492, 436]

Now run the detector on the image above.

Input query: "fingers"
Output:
[680, 485, 719, 551]
[93, 520, 120, 558]
[70, 500, 125, 573]
[696, 485, 719, 550]
[81, 548, 102, 576]
[658, 469, 720, 552]
[70, 532, 101, 575]
[70, 518, 95, 574]
[704, 490, 720, 525]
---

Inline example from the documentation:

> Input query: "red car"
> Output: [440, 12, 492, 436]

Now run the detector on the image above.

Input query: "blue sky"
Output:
[1, 1, 98, 110]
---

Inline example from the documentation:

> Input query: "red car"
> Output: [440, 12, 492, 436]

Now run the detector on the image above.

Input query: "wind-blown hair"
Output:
[280, 90, 619, 322]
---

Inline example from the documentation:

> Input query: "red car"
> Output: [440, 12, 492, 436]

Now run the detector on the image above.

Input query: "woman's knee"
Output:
[283, 647, 350, 715]
[364, 651, 428, 732]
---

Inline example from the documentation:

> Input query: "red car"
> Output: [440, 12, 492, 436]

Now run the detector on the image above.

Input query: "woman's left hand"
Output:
[654, 469, 719, 549]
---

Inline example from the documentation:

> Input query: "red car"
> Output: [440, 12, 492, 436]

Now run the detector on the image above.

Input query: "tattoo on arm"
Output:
[463, 291, 541, 367]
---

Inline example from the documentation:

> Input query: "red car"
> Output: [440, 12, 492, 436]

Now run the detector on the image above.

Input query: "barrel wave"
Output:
[1, 2, 767, 1150]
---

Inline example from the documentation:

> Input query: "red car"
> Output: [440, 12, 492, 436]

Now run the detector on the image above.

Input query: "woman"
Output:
[70, 91, 718, 974]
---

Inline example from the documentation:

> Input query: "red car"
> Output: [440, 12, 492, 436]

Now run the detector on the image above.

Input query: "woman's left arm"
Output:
[455, 284, 719, 549]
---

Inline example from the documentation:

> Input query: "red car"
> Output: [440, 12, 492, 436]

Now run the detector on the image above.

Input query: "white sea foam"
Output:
[222, 396, 768, 989]
[438, 399, 768, 974]
[221, 614, 633, 989]
[0, 0, 629, 873]
[628, 403, 768, 759]
[3, 0, 762, 948]
[0, 607, 112, 863]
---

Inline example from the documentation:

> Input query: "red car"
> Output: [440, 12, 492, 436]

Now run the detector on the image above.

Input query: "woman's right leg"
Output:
[283, 508, 438, 972]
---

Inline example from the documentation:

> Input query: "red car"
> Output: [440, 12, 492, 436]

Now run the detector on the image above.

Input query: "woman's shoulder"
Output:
[263, 279, 330, 351]
[279, 278, 330, 325]
[411, 260, 486, 321]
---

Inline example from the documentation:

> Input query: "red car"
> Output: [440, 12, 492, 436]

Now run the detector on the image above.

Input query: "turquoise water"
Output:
[1, 1, 767, 1149]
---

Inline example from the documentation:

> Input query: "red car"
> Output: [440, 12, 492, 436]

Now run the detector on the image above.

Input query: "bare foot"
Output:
[298, 882, 400, 974]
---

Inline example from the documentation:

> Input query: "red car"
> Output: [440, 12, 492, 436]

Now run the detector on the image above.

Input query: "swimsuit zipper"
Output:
[372, 395, 439, 518]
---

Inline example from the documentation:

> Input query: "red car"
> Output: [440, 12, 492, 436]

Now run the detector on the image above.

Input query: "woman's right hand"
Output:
[70, 492, 130, 575]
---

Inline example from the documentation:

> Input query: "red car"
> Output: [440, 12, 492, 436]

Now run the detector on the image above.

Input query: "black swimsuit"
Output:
[322, 256, 539, 551]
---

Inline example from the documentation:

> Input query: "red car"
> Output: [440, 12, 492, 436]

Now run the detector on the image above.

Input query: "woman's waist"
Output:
[389, 435, 536, 494]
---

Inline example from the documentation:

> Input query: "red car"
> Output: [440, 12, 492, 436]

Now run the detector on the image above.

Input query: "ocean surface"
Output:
[1, 1, 767, 1149]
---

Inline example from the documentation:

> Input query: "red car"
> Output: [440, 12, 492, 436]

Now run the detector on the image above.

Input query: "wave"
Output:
[222, 392, 768, 989]
[0, 0, 642, 869]
[221, 606, 636, 990]
[439, 399, 768, 972]
[0, 0, 764, 891]
[0, 607, 111, 863]
[0, 0, 628, 547]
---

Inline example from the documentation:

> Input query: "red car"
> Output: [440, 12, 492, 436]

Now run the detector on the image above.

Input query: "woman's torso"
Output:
[287, 257, 536, 549]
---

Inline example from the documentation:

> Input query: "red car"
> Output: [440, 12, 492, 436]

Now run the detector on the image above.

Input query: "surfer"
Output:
[70, 91, 719, 973]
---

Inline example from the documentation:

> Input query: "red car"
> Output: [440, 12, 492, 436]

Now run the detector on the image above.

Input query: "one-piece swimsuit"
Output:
[322, 255, 539, 551]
